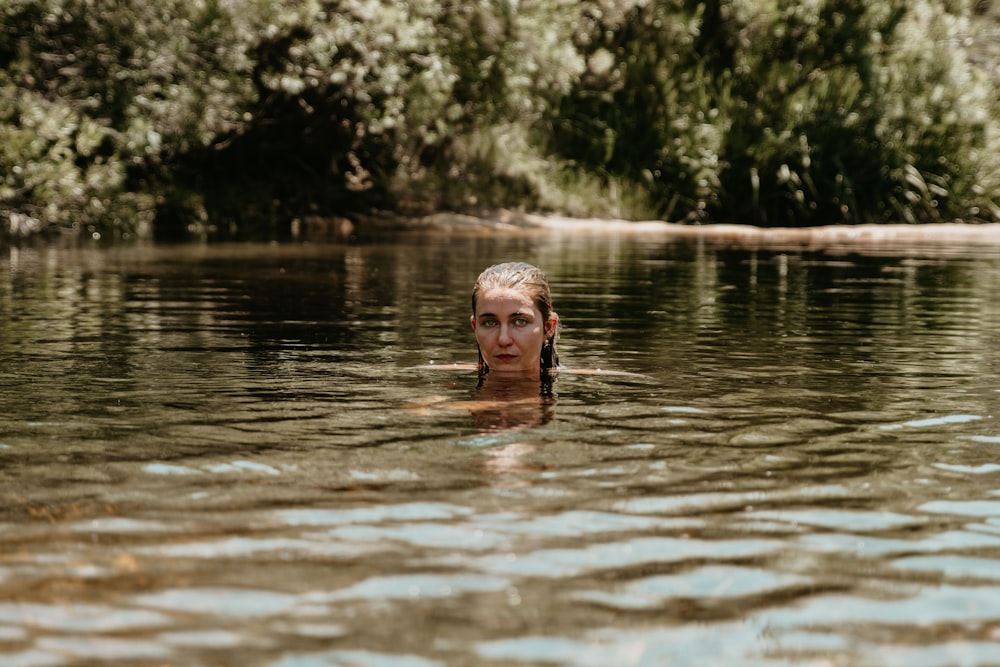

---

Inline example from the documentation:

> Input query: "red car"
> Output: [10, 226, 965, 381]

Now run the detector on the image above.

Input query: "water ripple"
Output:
[573, 565, 810, 609]
[462, 536, 784, 578]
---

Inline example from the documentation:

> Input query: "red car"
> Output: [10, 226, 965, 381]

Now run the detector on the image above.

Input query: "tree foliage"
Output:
[552, 0, 1000, 225]
[1, 0, 997, 240]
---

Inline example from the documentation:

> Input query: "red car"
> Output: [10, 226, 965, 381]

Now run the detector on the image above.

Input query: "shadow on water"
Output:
[1, 229, 999, 665]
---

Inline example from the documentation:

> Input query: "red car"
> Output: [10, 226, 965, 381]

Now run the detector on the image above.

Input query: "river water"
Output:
[2, 229, 1000, 666]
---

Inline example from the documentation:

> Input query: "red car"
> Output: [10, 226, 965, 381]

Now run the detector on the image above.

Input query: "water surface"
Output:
[2, 230, 1000, 666]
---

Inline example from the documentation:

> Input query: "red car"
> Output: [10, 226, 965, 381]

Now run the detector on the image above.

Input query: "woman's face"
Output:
[471, 286, 556, 375]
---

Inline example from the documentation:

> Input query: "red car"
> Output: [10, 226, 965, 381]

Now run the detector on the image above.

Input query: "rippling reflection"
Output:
[1, 233, 999, 665]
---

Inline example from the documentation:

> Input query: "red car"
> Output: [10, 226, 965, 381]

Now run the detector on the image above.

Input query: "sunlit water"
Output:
[2, 229, 1000, 666]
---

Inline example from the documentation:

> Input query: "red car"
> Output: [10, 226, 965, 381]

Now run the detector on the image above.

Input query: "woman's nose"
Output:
[498, 324, 513, 344]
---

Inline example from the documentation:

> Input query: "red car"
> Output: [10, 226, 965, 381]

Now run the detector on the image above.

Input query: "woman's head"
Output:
[471, 262, 559, 376]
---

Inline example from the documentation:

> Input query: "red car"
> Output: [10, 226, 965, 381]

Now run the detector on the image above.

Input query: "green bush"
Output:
[0, 0, 258, 239]
[1, 0, 997, 240]
[549, 0, 1000, 225]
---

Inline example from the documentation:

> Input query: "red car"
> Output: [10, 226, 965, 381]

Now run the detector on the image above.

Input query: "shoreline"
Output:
[358, 210, 1000, 256]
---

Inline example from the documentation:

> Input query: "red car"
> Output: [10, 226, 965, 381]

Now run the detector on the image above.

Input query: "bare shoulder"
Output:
[412, 363, 478, 371]
[554, 367, 654, 379]
[409, 363, 653, 379]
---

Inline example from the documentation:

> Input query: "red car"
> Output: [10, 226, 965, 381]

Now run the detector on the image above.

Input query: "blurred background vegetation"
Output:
[2, 0, 998, 241]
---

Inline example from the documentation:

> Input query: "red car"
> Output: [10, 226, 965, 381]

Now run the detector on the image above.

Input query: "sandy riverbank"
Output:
[348, 209, 1000, 256]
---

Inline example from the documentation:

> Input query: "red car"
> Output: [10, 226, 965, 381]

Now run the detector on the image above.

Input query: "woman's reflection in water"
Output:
[404, 371, 554, 478]
[471, 371, 556, 432]
[471, 371, 555, 479]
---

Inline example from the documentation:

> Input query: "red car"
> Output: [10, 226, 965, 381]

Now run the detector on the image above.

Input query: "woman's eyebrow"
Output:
[477, 311, 531, 319]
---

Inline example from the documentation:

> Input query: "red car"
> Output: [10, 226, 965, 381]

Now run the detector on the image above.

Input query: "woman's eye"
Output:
[483, 319, 498, 327]
[514, 318, 529, 326]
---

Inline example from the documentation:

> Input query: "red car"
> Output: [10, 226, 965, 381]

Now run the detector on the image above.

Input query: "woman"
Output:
[410, 262, 641, 426]
[407, 262, 559, 429]
[470, 262, 560, 391]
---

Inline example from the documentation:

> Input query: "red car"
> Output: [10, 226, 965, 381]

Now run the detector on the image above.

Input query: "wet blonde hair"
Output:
[471, 262, 559, 374]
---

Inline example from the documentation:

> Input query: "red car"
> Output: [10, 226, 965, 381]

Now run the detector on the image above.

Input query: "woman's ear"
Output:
[470, 315, 477, 331]
[546, 312, 559, 337]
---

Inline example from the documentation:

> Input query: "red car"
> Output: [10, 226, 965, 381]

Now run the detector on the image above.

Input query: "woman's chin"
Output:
[487, 361, 537, 375]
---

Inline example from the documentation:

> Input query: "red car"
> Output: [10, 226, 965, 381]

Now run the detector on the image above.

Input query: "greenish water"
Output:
[2, 230, 1000, 666]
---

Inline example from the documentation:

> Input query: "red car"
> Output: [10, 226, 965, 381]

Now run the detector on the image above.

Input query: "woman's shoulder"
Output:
[553, 367, 653, 379]
[411, 363, 653, 380]
[413, 362, 478, 371]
